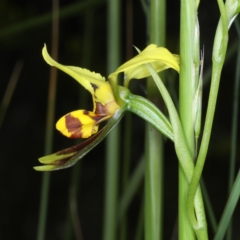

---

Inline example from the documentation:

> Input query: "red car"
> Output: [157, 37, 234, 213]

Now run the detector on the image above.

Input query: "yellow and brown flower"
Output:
[42, 44, 120, 139]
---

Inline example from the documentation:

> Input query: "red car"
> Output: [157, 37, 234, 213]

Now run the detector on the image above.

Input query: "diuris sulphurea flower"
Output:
[34, 44, 179, 171]
[42, 44, 120, 139]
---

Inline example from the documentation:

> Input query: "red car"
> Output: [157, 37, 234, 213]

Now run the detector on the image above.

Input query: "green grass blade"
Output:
[226, 19, 240, 240]
[0, 61, 23, 129]
[213, 169, 240, 240]
[118, 156, 144, 223]
[200, 179, 217, 232]
[0, 0, 105, 39]
[144, 0, 165, 239]
[103, 0, 121, 239]
[36, 1, 59, 239]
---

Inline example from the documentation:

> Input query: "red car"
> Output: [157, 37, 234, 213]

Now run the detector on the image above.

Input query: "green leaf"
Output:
[213, 170, 240, 240]
[126, 93, 174, 141]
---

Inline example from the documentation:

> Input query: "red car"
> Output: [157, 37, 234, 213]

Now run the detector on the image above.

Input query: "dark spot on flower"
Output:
[83, 109, 105, 122]
[91, 83, 98, 91]
[65, 114, 83, 138]
[95, 102, 108, 115]
[83, 110, 89, 115]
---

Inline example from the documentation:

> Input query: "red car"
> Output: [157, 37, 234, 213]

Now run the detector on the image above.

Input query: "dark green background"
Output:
[0, 0, 239, 239]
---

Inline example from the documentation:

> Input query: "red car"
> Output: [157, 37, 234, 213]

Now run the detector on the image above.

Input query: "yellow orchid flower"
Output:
[35, 44, 180, 171]
[42, 44, 120, 138]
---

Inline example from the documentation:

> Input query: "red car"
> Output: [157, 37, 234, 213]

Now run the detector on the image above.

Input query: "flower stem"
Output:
[179, 1, 196, 239]
[103, 0, 121, 240]
[144, 0, 165, 239]
[187, 0, 229, 239]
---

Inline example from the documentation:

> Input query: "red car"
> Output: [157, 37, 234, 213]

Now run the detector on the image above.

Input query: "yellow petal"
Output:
[42, 44, 119, 111]
[93, 82, 119, 108]
[125, 54, 180, 81]
[109, 44, 180, 82]
[56, 110, 109, 138]
[34, 165, 59, 171]
[42, 45, 106, 87]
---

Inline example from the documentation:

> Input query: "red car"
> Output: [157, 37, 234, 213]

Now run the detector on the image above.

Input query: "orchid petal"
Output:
[109, 44, 179, 83]
[56, 109, 110, 139]
[43, 44, 120, 111]
[43, 44, 106, 92]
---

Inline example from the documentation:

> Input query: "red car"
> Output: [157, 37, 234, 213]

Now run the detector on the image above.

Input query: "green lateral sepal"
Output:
[126, 93, 174, 141]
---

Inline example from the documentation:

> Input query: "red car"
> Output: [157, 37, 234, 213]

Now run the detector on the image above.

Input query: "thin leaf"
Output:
[213, 169, 240, 240]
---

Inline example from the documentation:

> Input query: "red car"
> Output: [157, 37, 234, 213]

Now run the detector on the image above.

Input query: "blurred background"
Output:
[0, 0, 239, 239]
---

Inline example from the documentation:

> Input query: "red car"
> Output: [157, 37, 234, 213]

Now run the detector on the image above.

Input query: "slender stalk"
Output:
[118, 156, 144, 223]
[145, 127, 162, 240]
[0, 61, 23, 129]
[120, 113, 131, 240]
[200, 179, 217, 233]
[0, 0, 105, 39]
[36, 1, 59, 239]
[68, 164, 83, 240]
[213, 169, 240, 240]
[186, 1, 230, 239]
[179, 0, 196, 239]
[103, 0, 121, 240]
[226, 20, 240, 240]
[145, 0, 165, 240]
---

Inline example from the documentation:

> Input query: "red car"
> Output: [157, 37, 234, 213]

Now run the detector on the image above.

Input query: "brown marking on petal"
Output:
[82, 109, 106, 126]
[95, 102, 109, 115]
[53, 157, 73, 166]
[91, 115, 105, 122]
[65, 114, 81, 131]
[83, 110, 89, 115]
[91, 83, 98, 91]
[56, 127, 104, 156]
[65, 114, 83, 138]
[70, 132, 83, 138]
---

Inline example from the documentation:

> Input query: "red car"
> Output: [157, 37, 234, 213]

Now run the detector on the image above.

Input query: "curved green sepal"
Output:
[126, 93, 174, 141]
[34, 108, 125, 171]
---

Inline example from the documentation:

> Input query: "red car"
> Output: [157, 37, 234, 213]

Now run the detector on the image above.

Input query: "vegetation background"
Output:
[0, 0, 239, 239]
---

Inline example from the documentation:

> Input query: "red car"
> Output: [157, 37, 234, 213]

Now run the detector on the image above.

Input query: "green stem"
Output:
[179, 0, 196, 238]
[179, 0, 208, 239]
[103, 0, 121, 240]
[118, 156, 145, 223]
[144, 0, 165, 239]
[37, 0, 59, 239]
[120, 112, 131, 240]
[213, 169, 240, 240]
[200, 179, 217, 233]
[226, 19, 240, 240]
[187, 0, 229, 238]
